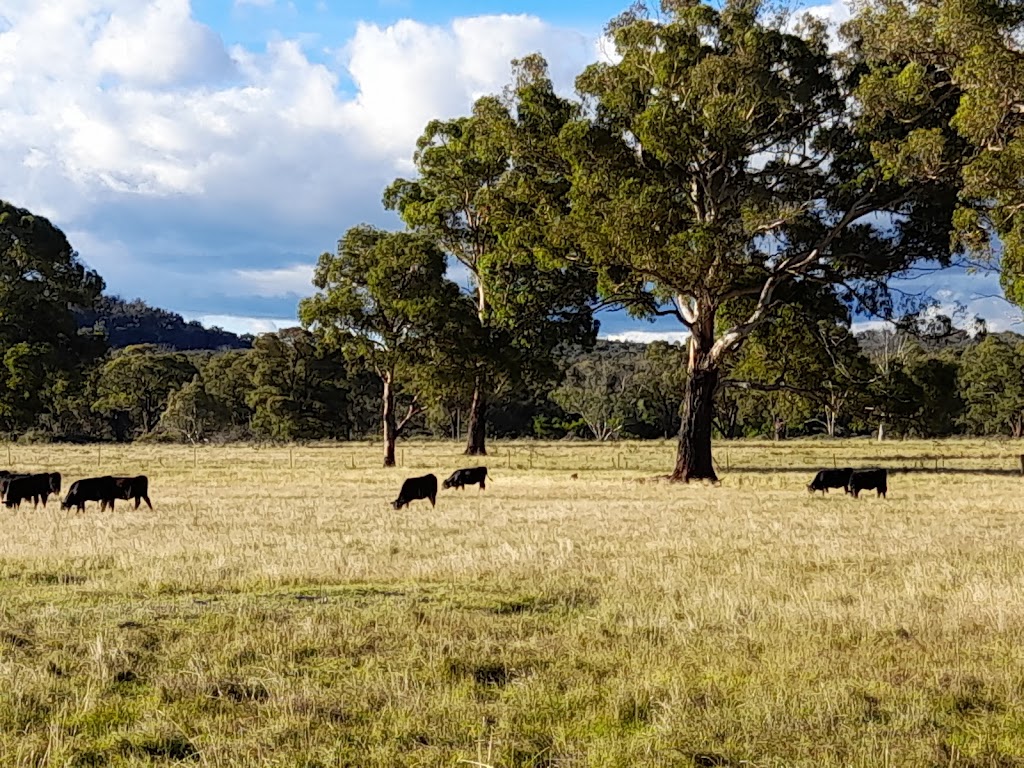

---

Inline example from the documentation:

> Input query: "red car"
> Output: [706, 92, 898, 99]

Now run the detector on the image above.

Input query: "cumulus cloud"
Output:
[92, 0, 236, 86]
[339, 15, 591, 158]
[0, 2, 600, 324]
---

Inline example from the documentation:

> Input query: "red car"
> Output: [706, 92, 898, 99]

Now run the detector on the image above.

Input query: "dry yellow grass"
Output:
[0, 439, 1023, 767]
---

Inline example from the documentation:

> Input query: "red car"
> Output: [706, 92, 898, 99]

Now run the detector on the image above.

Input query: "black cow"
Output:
[807, 468, 854, 495]
[113, 475, 152, 510]
[3, 473, 56, 509]
[0, 474, 28, 508]
[848, 468, 888, 499]
[62, 476, 118, 513]
[391, 474, 438, 509]
[49, 472, 61, 495]
[442, 466, 488, 491]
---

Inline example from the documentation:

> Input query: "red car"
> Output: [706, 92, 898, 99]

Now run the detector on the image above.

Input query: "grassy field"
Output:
[1, 439, 1024, 767]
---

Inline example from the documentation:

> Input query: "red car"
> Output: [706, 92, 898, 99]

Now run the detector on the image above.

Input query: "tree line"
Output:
[2, 0, 1021, 477]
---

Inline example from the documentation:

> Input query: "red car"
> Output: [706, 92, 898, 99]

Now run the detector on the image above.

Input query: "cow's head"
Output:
[391, 499, 404, 510]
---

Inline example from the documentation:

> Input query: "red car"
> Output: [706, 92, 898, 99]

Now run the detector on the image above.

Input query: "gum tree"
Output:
[385, 57, 597, 456]
[848, 0, 1023, 302]
[561, 0, 966, 480]
[299, 227, 472, 467]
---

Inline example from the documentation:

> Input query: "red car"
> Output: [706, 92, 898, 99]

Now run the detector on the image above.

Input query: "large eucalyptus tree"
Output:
[561, 0, 967, 480]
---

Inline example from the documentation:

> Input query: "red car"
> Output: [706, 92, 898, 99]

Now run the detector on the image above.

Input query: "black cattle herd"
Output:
[0, 461, 885, 514]
[0, 470, 152, 513]
[807, 467, 888, 498]
[389, 463, 889, 510]
[391, 466, 489, 509]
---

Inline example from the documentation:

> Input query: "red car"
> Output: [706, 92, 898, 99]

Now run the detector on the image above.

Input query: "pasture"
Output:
[1, 440, 1023, 767]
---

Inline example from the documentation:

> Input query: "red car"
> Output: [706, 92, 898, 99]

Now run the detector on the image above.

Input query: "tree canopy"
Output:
[385, 55, 597, 456]
[560, 0, 971, 479]
[299, 226, 471, 465]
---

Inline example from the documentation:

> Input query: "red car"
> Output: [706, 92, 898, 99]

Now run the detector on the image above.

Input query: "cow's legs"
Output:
[134, 496, 141, 510]
[142, 495, 152, 510]
[430, 495, 436, 507]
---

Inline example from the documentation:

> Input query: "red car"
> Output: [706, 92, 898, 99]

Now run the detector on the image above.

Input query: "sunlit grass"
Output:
[0, 439, 1023, 766]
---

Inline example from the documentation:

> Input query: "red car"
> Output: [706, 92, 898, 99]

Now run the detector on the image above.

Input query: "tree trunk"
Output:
[382, 374, 397, 467]
[671, 364, 719, 482]
[464, 383, 487, 455]
[877, 420, 885, 442]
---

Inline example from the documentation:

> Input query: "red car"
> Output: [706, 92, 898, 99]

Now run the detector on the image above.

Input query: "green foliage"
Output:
[560, 0, 967, 476]
[245, 329, 350, 442]
[959, 335, 1024, 436]
[634, 342, 688, 439]
[92, 345, 198, 437]
[0, 200, 106, 432]
[300, 227, 468, 378]
[385, 57, 597, 450]
[299, 227, 471, 461]
[551, 356, 640, 441]
[907, 355, 965, 437]
[847, 0, 1023, 303]
[161, 376, 227, 444]
[200, 350, 257, 434]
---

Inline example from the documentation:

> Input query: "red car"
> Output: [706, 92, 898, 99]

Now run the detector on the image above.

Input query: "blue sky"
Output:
[0, 0, 1017, 340]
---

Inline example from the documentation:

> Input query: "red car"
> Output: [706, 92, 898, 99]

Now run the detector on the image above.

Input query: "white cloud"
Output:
[0, 4, 600, 321]
[230, 264, 315, 297]
[182, 313, 298, 336]
[339, 15, 592, 158]
[92, 0, 235, 86]
[235, 0, 274, 7]
[801, 0, 852, 27]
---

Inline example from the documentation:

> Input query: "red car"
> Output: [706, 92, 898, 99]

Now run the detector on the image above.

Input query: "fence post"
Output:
[1019, 454, 1023, 476]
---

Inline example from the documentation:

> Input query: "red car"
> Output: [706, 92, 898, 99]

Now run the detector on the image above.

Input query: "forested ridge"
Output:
[74, 297, 251, 351]
[3, 0, 1022, 473]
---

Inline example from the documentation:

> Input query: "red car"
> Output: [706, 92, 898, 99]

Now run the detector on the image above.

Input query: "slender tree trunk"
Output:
[877, 420, 886, 442]
[464, 382, 487, 455]
[382, 374, 397, 467]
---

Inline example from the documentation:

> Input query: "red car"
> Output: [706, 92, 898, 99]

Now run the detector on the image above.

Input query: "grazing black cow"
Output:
[61, 476, 118, 513]
[113, 475, 153, 510]
[848, 468, 888, 499]
[807, 468, 854, 495]
[3, 473, 56, 509]
[391, 474, 438, 509]
[0, 474, 27, 508]
[442, 466, 488, 491]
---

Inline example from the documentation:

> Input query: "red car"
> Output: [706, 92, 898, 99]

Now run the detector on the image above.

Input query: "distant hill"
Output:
[75, 296, 252, 351]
